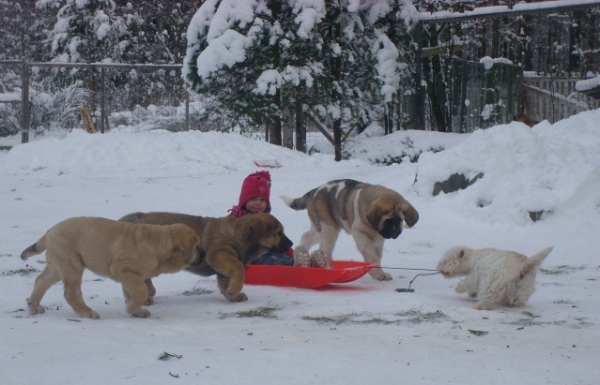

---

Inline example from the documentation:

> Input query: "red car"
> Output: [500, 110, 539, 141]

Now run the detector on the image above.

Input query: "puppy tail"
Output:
[20, 234, 47, 260]
[280, 187, 318, 210]
[520, 246, 553, 278]
[280, 195, 306, 210]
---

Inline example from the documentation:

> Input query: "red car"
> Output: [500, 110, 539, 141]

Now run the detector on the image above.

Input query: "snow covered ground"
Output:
[1, 109, 598, 384]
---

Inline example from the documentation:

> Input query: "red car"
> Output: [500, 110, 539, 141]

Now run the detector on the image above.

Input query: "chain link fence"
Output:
[0, 61, 206, 142]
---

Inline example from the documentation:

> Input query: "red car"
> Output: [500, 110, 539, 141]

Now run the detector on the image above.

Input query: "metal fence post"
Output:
[100, 67, 105, 133]
[185, 88, 189, 131]
[21, 58, 29, 143]
[413, 22, 425, 130]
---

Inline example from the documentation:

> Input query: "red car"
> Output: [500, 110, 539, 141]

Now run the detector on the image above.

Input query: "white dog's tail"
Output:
[520, 246, 553, 278]
[20, 234, 47, 260]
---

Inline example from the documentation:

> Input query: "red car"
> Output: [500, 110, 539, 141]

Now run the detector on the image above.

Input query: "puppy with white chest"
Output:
[281, 179, 419, 280]
[437, 246, 553, 310]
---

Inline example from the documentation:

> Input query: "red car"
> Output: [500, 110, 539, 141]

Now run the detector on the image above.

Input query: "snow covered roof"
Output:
[418, 0, 600, 24]
[575, 76, 600, 99]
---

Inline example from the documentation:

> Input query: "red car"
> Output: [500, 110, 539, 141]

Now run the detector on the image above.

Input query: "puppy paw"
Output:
[131, 308, 151, 318]
[371, 270, 392, 281]
[455, 282, 467, 293]
[27, 302, 45, 316]
[79, 310, 100, 319]
[227, 292, 248, 302]
[473, 302, 493, 311]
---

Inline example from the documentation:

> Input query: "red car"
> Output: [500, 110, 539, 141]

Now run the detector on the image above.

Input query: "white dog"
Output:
[437, 246, 553, 310]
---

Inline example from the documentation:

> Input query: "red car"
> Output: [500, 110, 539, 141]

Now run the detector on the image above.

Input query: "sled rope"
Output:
[369, 266, 441, 293]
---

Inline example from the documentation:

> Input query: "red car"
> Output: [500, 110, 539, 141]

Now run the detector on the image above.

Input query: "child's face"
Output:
[245, 196, 268, 214]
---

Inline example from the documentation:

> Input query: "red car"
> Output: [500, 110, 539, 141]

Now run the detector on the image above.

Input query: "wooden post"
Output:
[77, 107, 96, 133]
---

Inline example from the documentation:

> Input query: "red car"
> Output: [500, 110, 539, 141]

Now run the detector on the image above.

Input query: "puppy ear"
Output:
[184, 238, 201, 265]
[244, 215, 269, 242]
[173, 227, 200, 264]
[366, 203, 383, 230]
[400, 201, 419, 227]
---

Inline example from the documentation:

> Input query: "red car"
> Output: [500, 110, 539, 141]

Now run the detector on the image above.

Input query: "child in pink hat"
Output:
[228, 171, 294, 265]
[228, 171, 273, 217]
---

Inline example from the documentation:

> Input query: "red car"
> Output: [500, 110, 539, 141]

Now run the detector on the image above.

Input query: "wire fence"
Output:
[1, 61, 194, 142]
[0, 60, 342, 156]
[3, 60, 598, 153]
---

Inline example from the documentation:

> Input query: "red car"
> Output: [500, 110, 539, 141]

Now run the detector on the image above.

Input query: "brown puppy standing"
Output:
[281, 179, 419, 281]
[119, 212, 293, 302]
[21, 217, 200, 319]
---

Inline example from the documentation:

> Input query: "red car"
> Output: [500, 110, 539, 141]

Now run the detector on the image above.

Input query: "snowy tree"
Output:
[122, 0, 202, 65]
[37, 0, 131, 64]
[29, 0, 203, 129]
[31, 0, 129, 132]
[0, 1, 57, 136]
[183, 0, 417, 159]
[0, 1, 55, 62]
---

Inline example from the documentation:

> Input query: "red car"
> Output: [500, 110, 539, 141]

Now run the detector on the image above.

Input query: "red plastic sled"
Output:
[244, 260, 378, 288]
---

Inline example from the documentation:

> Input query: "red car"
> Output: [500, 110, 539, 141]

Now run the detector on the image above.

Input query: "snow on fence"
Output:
[523, 77, 600, 124]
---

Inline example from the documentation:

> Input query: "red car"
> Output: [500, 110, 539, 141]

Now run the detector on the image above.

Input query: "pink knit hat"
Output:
[228, 171, 272, 217]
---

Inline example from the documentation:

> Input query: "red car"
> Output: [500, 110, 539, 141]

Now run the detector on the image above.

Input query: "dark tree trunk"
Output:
[568, 12, 581, 75]
[295, 97, 306, 153]
[491, 17, 500, 58]
[267, 89, 283, 146]
[331, 5, 342, 161]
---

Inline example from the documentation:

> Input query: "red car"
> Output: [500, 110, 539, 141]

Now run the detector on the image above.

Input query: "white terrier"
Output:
[437, 246, 553, 310]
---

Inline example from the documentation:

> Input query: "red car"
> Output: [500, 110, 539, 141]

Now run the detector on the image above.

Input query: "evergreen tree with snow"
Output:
[39, 0, 130, 64]
[183, 0, 416, 158]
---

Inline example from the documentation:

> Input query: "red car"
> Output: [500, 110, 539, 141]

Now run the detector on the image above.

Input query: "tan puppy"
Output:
[20, 217, 201, 319]
[119, 211, 212, 297]
[119, 212, 293, 302]
[281, 179, 419, 281]
[437, 246, 553, 310]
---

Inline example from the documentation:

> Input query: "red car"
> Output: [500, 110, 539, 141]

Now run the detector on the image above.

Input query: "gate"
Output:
[450, 58, 522, 133]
